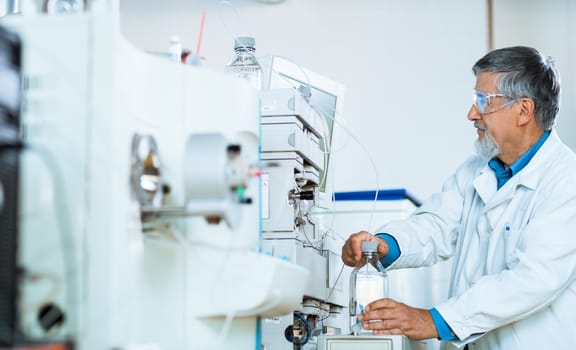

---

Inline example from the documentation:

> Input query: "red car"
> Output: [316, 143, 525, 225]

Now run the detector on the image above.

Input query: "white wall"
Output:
[120, 0, 488, 202]
[493, 0, 576, 152]
[3, 1, 572, 201]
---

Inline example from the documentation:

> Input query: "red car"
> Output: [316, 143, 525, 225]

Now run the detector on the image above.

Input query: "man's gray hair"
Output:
[472, 46, 561, 130]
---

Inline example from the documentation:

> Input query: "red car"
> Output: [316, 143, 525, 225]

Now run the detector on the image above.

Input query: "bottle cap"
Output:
[234, 36, 256, 50]
[361, 241, 378, 253]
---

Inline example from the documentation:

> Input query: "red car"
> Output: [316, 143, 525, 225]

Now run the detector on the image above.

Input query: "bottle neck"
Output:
[235, 47, 256, 54]
[362, 252, 379, 261]
[359, 252, 385, 273]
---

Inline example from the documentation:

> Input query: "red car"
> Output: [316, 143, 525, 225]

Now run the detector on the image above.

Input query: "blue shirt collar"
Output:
[488, 130, 551, 189]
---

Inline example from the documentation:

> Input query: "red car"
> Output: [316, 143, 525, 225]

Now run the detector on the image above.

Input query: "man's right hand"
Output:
[341, 231, 389, 267]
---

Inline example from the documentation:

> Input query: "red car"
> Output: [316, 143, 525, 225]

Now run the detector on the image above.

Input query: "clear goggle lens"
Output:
[473, 89, 511, 114]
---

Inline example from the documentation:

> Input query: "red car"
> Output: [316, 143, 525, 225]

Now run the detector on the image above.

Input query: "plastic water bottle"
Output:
[169, 35, 182, 62]
[225, 36, 261, 90]
[349, 241, 388, 335]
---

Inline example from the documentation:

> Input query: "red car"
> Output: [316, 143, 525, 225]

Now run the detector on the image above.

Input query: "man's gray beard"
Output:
[474, 131, 501, 159]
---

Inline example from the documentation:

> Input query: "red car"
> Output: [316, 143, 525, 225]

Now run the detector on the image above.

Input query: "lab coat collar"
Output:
[514, 129, 560, 190]
[473, 129, 560, 207]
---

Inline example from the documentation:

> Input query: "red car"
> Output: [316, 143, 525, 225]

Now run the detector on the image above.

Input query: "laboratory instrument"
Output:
[0, 3, 306, 350]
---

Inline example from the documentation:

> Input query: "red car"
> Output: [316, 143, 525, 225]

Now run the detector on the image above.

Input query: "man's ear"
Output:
[517, 97, 535, 126]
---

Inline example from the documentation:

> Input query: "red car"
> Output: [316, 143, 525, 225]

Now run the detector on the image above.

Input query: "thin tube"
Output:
[196, 10, 206, 56]
[7, 0, 20, 14]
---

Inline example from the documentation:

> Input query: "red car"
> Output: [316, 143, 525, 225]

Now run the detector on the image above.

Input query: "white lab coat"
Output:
[380, 130, 576, 350]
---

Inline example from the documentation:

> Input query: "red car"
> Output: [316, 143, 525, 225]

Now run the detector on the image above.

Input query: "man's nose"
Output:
[468, 104, 482, 121]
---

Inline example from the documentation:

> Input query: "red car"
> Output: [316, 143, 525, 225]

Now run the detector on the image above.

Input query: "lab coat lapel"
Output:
[472, 167, 520, 233]
[473, 166, 497, 205]
[485, 178, 517, 213]
[481, 168, 535, 232]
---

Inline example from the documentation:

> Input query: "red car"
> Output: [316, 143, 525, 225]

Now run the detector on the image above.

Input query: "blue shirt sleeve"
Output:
[430, 308, 457, 340]
[375, 233, 401, 267]
[374, 233, 456, 341]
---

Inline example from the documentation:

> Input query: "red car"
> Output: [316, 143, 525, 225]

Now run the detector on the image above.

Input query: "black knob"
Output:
[37, 302, 65, 332]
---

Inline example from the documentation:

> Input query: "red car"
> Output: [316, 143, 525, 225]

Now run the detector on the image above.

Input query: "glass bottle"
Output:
[349, 241, 388, 335]
[225, 36, 262, 90]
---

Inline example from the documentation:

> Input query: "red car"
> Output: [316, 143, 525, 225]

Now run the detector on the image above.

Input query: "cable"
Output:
[284, 312, 312, 346]
[179, 202, 239, 350]
[217, 0, 256, 59]
[214, 311, 236, 350]
[217, 1, 242, 38]
[20, 271, 63, 313]
[325, 261, 346, 303]
[308, 99, 381, 233]
[20, 144, 80, 339]
[299, 218, 323, 253]
[267, 57, 382, 233]
[304, 299, 331, 325]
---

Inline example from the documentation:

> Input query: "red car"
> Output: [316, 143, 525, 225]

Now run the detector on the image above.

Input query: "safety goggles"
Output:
[473, 89, 513, 114]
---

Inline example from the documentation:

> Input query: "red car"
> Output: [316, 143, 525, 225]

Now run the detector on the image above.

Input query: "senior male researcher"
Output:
[341, 46, 576, 350]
